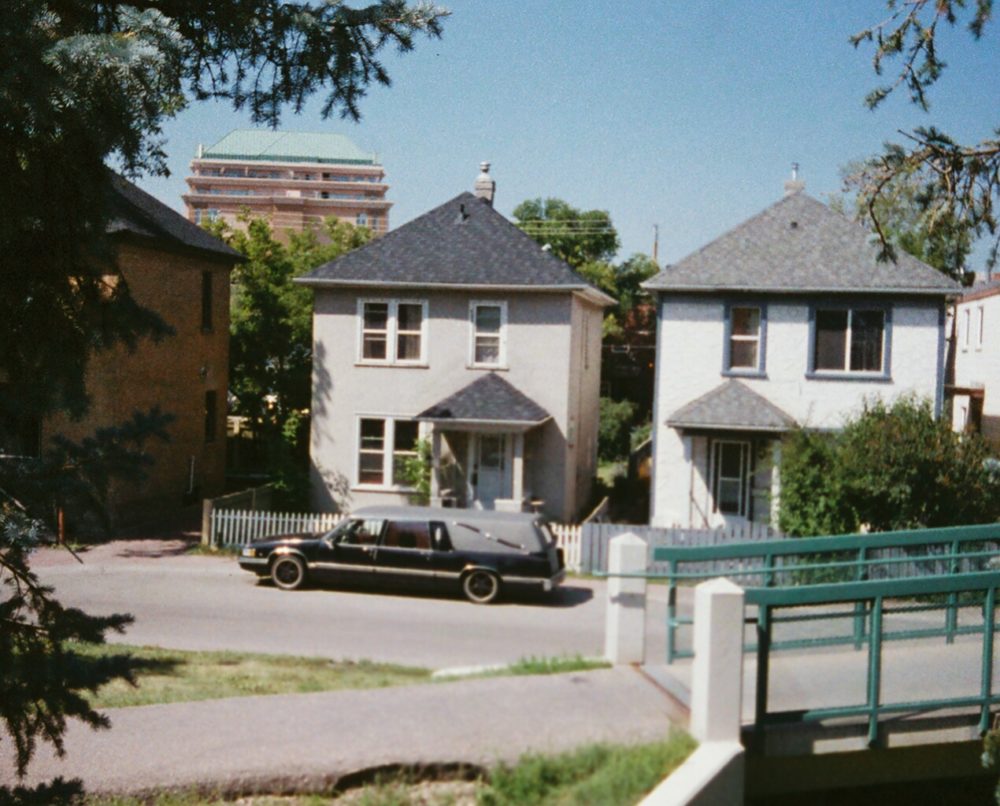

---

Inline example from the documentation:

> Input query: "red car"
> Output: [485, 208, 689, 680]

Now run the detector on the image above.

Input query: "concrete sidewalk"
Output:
[1, 668, 682, 795]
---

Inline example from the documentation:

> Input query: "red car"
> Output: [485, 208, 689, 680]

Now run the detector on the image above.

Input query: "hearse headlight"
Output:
[241, 547, 256, 557]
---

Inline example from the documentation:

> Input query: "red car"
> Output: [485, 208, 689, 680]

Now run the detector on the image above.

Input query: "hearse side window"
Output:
[340, 518, 383, 546]
[382, 521, 432, 550]
[430, 522, 452, 552]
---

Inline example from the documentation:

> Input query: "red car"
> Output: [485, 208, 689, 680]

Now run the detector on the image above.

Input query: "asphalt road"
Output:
[31, 540, 671, 668]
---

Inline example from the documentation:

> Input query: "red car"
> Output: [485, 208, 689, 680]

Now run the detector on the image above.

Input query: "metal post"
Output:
[866, 596, 884, 747]
[980, 586, 996, 734]
[853, 545, 867, 650]
[667, 559, 678, 664]
[946, 539, 960, 644]
[754, 603, 772, 747]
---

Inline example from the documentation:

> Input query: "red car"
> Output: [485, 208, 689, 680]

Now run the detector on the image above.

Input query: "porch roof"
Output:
[415, 373, 551, 430]
[667, 379, 797, 433]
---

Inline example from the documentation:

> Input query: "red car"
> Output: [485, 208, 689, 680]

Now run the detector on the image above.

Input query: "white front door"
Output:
[471, 433, 508, 508]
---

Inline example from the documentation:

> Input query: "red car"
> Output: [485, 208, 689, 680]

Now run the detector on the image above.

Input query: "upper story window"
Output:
[469, 301, 507, 368]
[962, 308, 971, 351]
[356, 212, 369, 227]
[976, 305, 985, 350]
[358, 299, 428, 365]
[811, 306, 887, 375]
[723, 304, 766, 376]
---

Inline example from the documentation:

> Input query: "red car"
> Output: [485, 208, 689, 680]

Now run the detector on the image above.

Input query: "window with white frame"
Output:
[357, 417, 421, 488]
[727, 306, 763, 372]
[976, 305, 985, 350]
[712, 441, 750, 517]
[358, 300, 427, 364]
[470, 301, 507, 367]
[813, 307, 886, 373]
[962, 308, 971, 351]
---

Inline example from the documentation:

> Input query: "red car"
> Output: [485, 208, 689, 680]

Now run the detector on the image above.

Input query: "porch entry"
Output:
[468, 433, 510, 508]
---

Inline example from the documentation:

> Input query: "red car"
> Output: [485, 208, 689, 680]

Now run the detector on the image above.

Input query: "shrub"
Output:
[598, 397, 637, 462]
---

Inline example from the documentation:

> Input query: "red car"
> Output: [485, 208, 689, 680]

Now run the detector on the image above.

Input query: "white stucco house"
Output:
[296, 166, 613, 522]
[949, 280, 1000, 444]
[644, 182, 960, 529]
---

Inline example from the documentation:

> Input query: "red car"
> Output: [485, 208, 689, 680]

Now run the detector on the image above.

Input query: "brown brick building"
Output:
[41, 175, 241, 529]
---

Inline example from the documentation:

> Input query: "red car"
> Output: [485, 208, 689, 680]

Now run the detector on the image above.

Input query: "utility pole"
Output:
[652, 224, 660, 266]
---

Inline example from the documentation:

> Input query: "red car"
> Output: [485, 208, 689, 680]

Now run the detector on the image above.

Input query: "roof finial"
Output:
[784, 163, 805, 197]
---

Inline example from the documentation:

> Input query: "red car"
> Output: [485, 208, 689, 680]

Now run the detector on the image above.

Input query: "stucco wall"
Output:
[650, 294, 945, 527]
[42, 242, 232, 528]
[309, 287, 591, 521]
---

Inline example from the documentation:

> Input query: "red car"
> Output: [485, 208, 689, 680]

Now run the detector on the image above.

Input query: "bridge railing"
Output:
[647, 522, 1000, 662]
[745, 571, 1000, 746]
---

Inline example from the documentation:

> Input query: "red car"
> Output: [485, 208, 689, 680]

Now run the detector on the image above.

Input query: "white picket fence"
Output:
[211, 509, 344, 548]
[208, 508, 789, 574]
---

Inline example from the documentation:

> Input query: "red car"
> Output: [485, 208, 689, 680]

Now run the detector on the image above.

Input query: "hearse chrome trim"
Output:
[310, 561, 462, 580]
[238, 556, 269, 567]
[504, 568, 566, 591]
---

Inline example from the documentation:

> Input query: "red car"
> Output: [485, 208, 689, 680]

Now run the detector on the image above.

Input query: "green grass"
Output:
[85, 735, 696, 805]
[74, 645, 614, 709]
[494, 655, 610, 677]
[478, 734, 696, 805]
[73, 643, 432, 708]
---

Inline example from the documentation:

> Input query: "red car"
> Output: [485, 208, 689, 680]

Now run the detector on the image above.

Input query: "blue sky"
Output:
[137, 1, 999, 268]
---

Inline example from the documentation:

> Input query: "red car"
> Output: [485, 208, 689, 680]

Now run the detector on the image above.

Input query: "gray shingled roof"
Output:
[416, 373, 551, 425]
[298, 193, 612, 302]
[667, 380, 796, 432]
[107, 173, 242, 262]
[644, 192, 959, 296]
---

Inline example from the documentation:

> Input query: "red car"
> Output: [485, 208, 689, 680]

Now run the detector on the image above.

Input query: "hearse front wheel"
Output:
[271, 555, 307, 591]
[462, 569, 500, 604]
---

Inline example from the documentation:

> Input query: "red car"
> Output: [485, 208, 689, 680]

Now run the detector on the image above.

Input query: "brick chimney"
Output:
[784, 162, 805, 196]
[474, 162, 495, 206]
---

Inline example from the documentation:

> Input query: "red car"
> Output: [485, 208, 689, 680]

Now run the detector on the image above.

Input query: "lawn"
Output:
[73, 643, 431, 708]
[73, 644, 609, 709]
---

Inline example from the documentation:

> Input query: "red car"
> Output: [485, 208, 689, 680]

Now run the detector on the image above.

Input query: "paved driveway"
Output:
[31, 540, 671, 668]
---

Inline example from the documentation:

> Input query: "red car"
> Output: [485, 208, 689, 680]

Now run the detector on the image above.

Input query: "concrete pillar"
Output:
[690, 578, 746, 743]
[769, 440, 782, 524]
[201, 498, 213, 546]
[604, 533, 648, 664]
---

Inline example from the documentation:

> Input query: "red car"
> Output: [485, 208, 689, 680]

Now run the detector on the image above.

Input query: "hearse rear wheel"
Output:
[271, 555, 307, 591]
[462, 569, 500, 604]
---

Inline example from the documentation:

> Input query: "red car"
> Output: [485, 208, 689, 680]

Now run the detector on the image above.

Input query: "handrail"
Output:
[646, 522, 1000, 663]
[745, 572, 1000, 746]
[652, 522, 1000, 562]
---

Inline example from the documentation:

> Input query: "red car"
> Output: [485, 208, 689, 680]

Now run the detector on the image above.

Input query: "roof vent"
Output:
[474, 161, 495, 206]
[790, 221, 798, 229]
[784, 162, 805, 196]
[456, 202, 469, 223]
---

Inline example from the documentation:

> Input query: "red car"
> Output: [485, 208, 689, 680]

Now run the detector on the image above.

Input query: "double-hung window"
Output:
[358, 299, 428, 365]
[357, 416, 422, 488]
[470, 301, 507, 368]
[812, 307, 887, 375]
[724, 304, 765, 375]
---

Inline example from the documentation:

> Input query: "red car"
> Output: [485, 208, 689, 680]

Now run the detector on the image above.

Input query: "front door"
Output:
[471, 433, 508, 509]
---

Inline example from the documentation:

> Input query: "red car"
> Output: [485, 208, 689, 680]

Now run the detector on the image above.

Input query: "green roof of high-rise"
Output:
[200, 130, 378, 165]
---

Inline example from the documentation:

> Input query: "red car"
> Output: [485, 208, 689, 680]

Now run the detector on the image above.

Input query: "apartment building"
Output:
[184, 130, 390, 236]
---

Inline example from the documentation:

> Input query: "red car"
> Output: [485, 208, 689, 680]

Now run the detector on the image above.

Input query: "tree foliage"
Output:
[1, 0, 445, 791]
[849, 1, 998, 268]
[1, 0, 445, 431]
[835, 162, 974, 279]
[598, 397, 638, 463]
[513, 198, 619, 268]
[779, 396, 1000, 537]
[0, 507, 137, 801]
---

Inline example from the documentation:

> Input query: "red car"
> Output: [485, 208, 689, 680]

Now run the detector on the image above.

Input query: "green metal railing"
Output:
[649, 523, 1000, 662]
[745, 572, 1000, 745]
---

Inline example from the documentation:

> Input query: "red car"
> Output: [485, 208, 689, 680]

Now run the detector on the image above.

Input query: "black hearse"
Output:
[237, 506, 566, 604]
